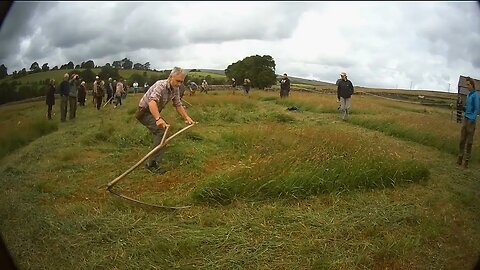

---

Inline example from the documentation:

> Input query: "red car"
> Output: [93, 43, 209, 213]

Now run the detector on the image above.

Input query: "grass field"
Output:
[0, 88, 479, 269]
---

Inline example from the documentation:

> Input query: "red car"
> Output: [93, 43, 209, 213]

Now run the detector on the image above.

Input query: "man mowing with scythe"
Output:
[135, 67, 195, 174]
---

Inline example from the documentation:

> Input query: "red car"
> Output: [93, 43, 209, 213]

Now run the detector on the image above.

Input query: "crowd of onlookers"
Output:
[45, 73, 130, 122]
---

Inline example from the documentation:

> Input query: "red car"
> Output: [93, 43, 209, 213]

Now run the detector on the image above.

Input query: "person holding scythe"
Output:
[136, 67, 195, 174]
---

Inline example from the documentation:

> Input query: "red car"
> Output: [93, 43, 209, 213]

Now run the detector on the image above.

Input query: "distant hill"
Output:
[196, 69, 334, 86]
[281, 75, 335, 86]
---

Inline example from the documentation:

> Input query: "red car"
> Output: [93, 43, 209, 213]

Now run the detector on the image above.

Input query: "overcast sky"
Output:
[1, 1, 479, 91]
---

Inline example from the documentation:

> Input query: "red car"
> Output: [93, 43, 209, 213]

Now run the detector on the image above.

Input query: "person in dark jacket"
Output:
[336, 72, 354, 120]
[46, 79, 56, 120]
[59, 73, 70, 122]
[279, 73, 291, 98]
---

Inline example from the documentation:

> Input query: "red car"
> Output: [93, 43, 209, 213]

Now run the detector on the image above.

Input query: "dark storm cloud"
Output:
[0, 2, 188, 71]
[0, 2, 55, 58]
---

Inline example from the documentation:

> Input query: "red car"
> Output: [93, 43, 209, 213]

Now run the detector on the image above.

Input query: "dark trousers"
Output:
[96, 96, 103, 110]
[138, 112, 166, 166]
[47, 104, 53, 119]
[60, 95, 68, 122]
[69, 96, 77, 119]
[458, 118, 477, 161]
[115, 96, 122, 106]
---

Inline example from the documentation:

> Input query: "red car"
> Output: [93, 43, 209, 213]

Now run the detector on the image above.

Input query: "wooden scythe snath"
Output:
[103, 96, 114, 107]
[181, 98, 193, 107]
[106, 123, 197, 209]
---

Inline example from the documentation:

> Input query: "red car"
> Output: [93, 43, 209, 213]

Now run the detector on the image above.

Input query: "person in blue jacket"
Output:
[457, 77, 479, 168]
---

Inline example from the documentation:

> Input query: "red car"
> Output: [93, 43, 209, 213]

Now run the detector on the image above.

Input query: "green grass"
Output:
[349, 116, 480, 162]
[0, 89, 479, 269]
[0, 112, 58, 160]
[191, 126, 429, 204]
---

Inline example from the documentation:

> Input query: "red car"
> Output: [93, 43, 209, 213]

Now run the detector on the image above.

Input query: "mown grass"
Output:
[0, 89, 479, 269]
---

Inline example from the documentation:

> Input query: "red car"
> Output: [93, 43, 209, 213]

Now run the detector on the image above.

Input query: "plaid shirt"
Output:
[138, 79, 182, 111]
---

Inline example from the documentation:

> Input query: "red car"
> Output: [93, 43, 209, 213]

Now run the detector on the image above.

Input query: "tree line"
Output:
[0, 58, 151, 80]
[0, 55, 278, 104]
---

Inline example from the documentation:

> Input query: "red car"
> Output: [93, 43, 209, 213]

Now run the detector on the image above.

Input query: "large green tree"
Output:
[121, 58, 133, 69]
[41, 63, 49, 72]
[225, 55, 276, 89]
[112, 60, 122, 69]
[98, 65, 120, 81]
[80, 68, 96, 83]
[81, 60, 95, 69]
[30, 62, 41, 73]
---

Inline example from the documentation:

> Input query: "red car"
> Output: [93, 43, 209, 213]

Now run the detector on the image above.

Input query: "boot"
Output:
[457, 156, 463, 166]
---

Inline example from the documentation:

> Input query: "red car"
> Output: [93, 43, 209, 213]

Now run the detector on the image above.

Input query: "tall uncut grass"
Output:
[0, 117, 58, 159]
[192, 125, 430, 204]
[349, 116, 480, 162]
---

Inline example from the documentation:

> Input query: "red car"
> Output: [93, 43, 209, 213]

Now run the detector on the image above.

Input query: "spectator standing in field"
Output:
[279, 73, 291, 98]
[114, 79, 125, 108]
[201, 79, 208, 93]
[243, 78, 251, 95]
[457, 77, 479, 169]
[68, 74, 79, 119]
[122, 80, 129, 99]
[231, 78, 236, 94]
[46, 79, 55, 120]
[59, 73, 70, 122]
[336, 72, 354, 121]
[93, 76, 100, 107]
[133, 81, 139, 93]
[106, 78, 114, 104]
[188, 81, 198, 96]
[95, 80, 105, 110]
[135, 67, 194, 174]
[78, 81, 87, 106]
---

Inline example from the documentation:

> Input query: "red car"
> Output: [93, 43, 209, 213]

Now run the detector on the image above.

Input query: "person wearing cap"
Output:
[94, 80, 105, 110]
[231, 78, 237, 94]
[136, 67, 195, 174]
[201, 79, 208, 94]
[457, 76, 479, 169]
[59, 73, 71, 122]
[243, 78, 251, 95]
[279, 73, 291, 98]
[187, 80, 198, 96]
[78, 81, 87, 106]
[114, 78, 125, 108]
[336, 72, 354, 120]
[92, 76, 100, 106]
